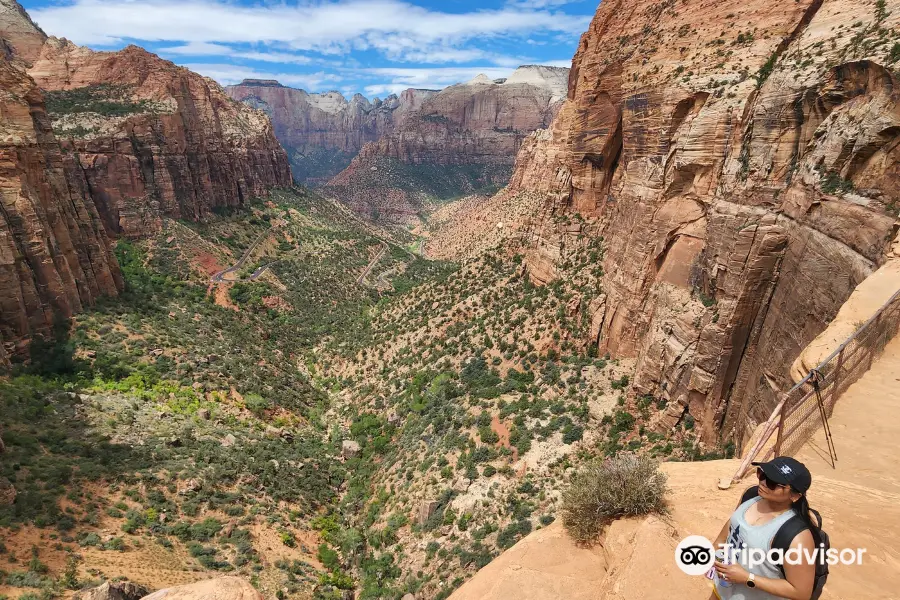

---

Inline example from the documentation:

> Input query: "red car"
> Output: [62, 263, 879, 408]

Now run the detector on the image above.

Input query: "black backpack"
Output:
[739, 486, 830, 600]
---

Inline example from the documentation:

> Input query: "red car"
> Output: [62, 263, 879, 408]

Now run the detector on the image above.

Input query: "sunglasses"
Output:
[757, 468, 789, 491]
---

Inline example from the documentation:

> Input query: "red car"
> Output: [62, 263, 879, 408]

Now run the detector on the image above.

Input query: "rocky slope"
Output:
[226, 80, 436, 185]
[511, 0, 900, 447]
[25, 38, 292, 238]
[0, 6, 123, 365]
[326, 66, 570, 224]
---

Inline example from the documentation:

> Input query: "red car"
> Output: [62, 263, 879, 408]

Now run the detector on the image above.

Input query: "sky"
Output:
[21, 0, 597, 98]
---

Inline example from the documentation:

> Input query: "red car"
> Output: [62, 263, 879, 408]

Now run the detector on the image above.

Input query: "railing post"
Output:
[774, 403, 786, 456]
[828, 348, 844, 416]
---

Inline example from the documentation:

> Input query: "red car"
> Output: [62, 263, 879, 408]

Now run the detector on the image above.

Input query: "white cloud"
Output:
[538, 59, 573, 68]
[29, 0, 585, 99]
[361, 66, 514, 96]
[182, 63, 341, 89]
[507, 0, 582, 7]
[161, 42, 315, 65]
[159, 41, 234, 55]
[30, 0, 591, 52]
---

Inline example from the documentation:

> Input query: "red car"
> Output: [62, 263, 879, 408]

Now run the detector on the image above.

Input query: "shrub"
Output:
[5, 571, 50, 588]
[561, 454, 668, 545]
[496, 519, 532, 549]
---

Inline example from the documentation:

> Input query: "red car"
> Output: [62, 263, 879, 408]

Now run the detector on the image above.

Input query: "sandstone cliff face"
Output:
[226, 80, 435, 185]
[0, 54, 123, 363]
[0, 0, 44, 65]
[514, 0, 900, 445]
[327, 66, 569, 223]
[28, 39, 292, 238]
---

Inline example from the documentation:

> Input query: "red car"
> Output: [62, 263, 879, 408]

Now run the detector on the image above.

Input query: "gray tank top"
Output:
[716, 496, 796, 600]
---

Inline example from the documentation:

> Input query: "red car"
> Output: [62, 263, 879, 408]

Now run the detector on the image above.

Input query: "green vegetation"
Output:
[561, 454, 669, 544]
[820, 171, 855, 195]
[0, 185, 712, 600]
[44, 84, 158, 118]
[754, 52, 778, 88]
[286, 146, 357, 186]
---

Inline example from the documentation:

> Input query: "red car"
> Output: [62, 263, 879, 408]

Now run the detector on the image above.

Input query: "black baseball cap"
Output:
[752, 456, 812, 493]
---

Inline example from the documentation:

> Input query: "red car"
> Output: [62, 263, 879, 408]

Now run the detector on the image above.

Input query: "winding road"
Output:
[211, 228, 273, 283]
[357, 241, 388, 285]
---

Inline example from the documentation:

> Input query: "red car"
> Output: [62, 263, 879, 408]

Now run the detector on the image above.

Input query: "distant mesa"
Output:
[237, 78, 284, 87]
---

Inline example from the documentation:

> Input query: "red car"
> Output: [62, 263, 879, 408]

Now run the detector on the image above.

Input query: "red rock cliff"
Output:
[0, 53, 123, 363]
[226, 80, 435, 185]
[27, 38, 292, 238]
[514, 0, 900, 445]
[327, 66, 570, 223]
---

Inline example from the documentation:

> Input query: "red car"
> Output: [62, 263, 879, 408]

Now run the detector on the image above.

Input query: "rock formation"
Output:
[326, 66, 570, 223]
[0, 40, 123, 363]
[74, 581, 150, 600]
[512, 0, 900, 446]
[0, 0, 44, 65]
[140, 577, 262, 600]
[26, 40, 292, 238]
[226, 80, 436, 185]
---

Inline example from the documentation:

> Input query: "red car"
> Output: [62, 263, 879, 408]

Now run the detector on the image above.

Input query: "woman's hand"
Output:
[714, 560, 751, 585]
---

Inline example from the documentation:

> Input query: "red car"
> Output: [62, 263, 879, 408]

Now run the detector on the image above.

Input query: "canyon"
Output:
[2, 0, 900, 598]
[226, 80, 437, 185]
[230, 66, 569, 224]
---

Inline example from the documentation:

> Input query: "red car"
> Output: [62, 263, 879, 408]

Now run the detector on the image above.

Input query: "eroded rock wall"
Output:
[28, 39, 292, 238]
[226, 80, 435, 185]
[0, 55, 122, 362]
[516, 0, 900, 444]
[327, 66, 570, 223]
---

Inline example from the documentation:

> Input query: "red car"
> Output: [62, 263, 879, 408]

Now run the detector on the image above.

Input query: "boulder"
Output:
[141, 577, 261, 600]
[341, 440, 361, 460]
[418, 500, 440, 526]
[452, 478, 472, 493]
[178, 479, 202, 495]
[221, 434, 237, 448]
[0, 477, 16, 506]
[197, 408, 210, 421]
[74, 581, 149, 600]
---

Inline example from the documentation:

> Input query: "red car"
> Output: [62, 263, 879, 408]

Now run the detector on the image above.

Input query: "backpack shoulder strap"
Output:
[739, 485, 759, 507]
[772, 515, 810, 555]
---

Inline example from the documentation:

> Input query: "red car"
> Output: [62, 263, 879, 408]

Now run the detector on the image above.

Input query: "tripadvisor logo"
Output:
[675, 536, 715, 576]
[675, 535, 867, 575]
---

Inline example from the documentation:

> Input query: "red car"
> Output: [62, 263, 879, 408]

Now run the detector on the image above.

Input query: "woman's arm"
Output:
[714, 529, 816, 600]
[712, 518, 730, 548]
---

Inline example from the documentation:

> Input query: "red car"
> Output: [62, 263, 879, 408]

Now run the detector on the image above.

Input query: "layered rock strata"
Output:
[26, 40, 292, 238]
[226, 80, 436, 185]
[327, 66, 570, 223]
[514, 0, 900, 445]
[0, 53, 123, 363]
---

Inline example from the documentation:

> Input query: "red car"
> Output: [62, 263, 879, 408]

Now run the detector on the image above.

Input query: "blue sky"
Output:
[22, 0, 597, 98]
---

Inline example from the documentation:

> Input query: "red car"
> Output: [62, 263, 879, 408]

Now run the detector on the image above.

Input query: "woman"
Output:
[708, 457, 818, 600]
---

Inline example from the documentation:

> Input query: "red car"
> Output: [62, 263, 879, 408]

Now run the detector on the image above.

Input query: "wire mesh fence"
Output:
[732, 288, 900, 482]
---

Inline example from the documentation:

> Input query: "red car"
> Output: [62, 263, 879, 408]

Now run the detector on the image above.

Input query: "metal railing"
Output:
[732, 287, 900, 483]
